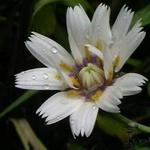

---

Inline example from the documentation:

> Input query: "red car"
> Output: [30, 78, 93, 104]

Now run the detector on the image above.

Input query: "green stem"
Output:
[11, 118, 47, 150]
[0, 91, 37, 119]
[112, 114, 150, 133]
[97, 113, 150, 142]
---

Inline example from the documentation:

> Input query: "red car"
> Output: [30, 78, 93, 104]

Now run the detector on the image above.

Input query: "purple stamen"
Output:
[90, 54, 97, 64]
[82, 58, 87, 66]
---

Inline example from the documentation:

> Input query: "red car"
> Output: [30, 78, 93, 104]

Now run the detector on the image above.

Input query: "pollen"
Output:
[59, 62, 73, 72]
[70, 76, 80, 87]
[107, 70, 113, 82]
[113, 55, 120, 68]
[91, 90, 102, 101]
[96, 40, 103, 51]
[55, 74, 61, 80]
[66, 90, 80, 98]
[84, 45, 90, 61]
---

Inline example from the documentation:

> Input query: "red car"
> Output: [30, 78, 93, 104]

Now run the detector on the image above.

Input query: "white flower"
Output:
[15, 4, 147, 137]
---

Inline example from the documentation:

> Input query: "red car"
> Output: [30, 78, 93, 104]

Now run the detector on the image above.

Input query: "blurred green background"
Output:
[0, 0, 150, 149]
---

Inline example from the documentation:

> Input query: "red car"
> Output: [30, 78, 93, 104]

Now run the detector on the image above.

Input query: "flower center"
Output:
[79, 63, 104, 90]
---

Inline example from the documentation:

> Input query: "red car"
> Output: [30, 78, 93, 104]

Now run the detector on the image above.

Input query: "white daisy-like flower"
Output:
[15, 4, 147, 137]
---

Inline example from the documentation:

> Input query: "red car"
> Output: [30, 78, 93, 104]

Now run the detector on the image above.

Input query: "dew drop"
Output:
[92, 105, 97, 110]
[51, 47, 58, 54]
[70, 119, 74, 124]
[32, 75, 36, 80]
[43, 73, 49, 80]
[44, 85, 50, 90]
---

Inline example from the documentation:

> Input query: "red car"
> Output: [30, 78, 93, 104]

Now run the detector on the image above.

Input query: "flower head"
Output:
[15, 4, 147, 137]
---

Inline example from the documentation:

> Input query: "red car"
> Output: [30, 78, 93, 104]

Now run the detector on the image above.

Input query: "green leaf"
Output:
[133, 3, 150, 26]
[33, 0, 91, 16]
[32, 5, 56, 35]
[62, 0, 91, 10]
[127, 58, 142, 67]
[96, 113, 139, 143]
[0, 91, 37, 119]
[11, 118, 47, 150]
[97, 113, 150, 143]
[147, 82, 150, 97]
[67, 143, 86, 150]
[133, 145, 150, 150]
[32, 0, 91, 36]
[33, 0, 59, 16]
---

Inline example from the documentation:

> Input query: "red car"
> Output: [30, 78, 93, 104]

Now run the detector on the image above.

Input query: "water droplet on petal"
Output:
[70, 119, 74, 124]
[44, 85, 50, 90]
[92, 105, 97, 110]
[32, 75, 36, 80]
[51, 47, 58, 54]
[43, 73, 49, 80]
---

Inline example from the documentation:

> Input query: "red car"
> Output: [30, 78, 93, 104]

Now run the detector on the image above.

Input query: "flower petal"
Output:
[25, 32, 77, 88]
[112, 5, 134, 40]
[26, 32, 75, 68]
[112, 21, 146, 72]
[96, 86, 121, 113]
[91, 4, 112, 46]
[69, 102, 98, 137]
[103, 47, 113, 81]
[67, 5, 91, 63]
[113, 73, 147, 96]
[37, 92, 84, 124]
[85, 44, 103, 60]
[15, 68, 66, 90]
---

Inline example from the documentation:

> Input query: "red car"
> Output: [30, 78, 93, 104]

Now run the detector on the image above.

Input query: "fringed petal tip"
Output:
[122, 4, 133, 13]
[114, 73, 148, 97]
[15, 68, 66, 90]
[36, 92, 84, 125]
[35, 109, 52, 125]
[69, 102, 98, 138]
[95, 86, 122, 113]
